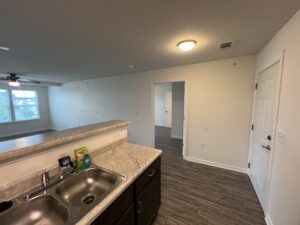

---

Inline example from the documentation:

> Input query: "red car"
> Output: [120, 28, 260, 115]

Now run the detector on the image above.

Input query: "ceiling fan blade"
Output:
[18, 80, 62, 86]
[0, 76, 8, 81]
[18, 78, 41, 84]
[0, 72, 62, 86]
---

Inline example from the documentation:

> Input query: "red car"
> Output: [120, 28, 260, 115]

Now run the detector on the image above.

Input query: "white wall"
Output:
[171, 82, 184, 139]
[48, 55, 256, 171]
[155, 83, 172, 127]
[256, 10, 300, 225]
[0, 83, 51, 138]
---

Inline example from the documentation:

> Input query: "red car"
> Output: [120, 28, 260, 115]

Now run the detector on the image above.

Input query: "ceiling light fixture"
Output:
[0, 46, 10, 51]
[9, 80, 20, 87]
[177, 40, 197, 52]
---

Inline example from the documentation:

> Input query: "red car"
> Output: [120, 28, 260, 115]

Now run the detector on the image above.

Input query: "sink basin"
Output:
[0, 195, 69, 225]
[0, 165, 125, 225]
[55, 167, 125, 207]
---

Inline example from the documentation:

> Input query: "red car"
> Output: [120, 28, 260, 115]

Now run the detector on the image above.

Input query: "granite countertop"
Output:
[0, 120, 129, 164]
[76, 143, 161, 225]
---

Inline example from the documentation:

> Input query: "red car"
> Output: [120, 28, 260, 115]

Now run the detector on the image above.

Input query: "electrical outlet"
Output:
[202, 125, 209, 131]
[200, 143, 206, 149]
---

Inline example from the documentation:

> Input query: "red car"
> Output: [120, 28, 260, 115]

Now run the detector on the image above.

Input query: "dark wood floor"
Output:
[154, 126, 266, 225]
[155, 126, 183, 157]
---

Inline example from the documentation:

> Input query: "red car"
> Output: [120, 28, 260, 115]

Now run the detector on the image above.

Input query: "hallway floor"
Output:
[155, 126, 183, 157]
[154, 126, 266, 225]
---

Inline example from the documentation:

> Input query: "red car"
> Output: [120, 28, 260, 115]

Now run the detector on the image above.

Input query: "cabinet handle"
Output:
[137, 200, 143, 213]
[148, 170, 156, 177]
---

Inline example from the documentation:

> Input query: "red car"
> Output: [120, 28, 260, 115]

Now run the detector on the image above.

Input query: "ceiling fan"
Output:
[0, 73, 41, 87]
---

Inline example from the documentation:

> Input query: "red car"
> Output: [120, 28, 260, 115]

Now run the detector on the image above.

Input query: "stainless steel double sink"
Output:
[0, 165, 126, 225]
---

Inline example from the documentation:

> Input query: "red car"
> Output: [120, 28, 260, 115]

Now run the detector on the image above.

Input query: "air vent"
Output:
[219, 41, 233, 49]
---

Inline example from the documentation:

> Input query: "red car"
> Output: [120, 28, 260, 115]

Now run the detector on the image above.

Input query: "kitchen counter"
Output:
[0, 120, 129, 164]
[76, 143, 161, 225]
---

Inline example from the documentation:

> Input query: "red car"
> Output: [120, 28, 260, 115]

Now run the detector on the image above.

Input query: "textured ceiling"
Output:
[0, 0, 299, 83]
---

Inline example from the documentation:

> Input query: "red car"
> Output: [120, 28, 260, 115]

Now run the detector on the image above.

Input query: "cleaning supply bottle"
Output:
[83, 153, 91, 169]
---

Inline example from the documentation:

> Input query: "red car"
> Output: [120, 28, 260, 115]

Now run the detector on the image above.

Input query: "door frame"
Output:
[248, 50, 285, 212]
[150, 79, 188, 159]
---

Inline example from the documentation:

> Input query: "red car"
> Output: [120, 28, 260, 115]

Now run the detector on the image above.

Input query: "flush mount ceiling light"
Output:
[177, 40, 197, 52]
[0, 46, 10, 51]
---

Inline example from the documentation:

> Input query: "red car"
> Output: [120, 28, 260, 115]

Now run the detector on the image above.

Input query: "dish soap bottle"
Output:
[83, 153, 91, 169]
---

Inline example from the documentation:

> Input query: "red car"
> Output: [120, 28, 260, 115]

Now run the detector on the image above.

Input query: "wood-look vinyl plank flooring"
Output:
[153, 126, 266, 225]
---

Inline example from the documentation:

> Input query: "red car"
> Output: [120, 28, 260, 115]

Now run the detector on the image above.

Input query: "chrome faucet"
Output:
[24, 168, 75, 201]
[41, 167, 74, 188]
[41, 172, 50, 188]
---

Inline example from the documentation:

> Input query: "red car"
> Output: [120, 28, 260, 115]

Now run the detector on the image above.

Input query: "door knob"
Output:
[261, 145, 271, 151]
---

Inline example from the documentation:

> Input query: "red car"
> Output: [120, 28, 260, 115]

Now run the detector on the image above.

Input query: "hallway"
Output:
[155, 126, 183, 157]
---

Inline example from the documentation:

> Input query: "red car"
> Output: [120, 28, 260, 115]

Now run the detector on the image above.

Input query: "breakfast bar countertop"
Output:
[0, 120, 129, 164]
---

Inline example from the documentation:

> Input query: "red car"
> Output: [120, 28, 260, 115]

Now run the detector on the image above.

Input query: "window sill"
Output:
[0, 118, 41, 125]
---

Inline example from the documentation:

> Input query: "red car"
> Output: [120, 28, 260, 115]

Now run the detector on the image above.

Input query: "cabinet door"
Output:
[136, 157, 161, 195]
[136, 171, 161, 225]
[116, 205, 134, 225]
[92, 186, 133, 225]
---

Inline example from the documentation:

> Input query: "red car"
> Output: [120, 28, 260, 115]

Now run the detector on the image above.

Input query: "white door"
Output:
[164, 85, 172, 128]
[249, 62, 280, 211]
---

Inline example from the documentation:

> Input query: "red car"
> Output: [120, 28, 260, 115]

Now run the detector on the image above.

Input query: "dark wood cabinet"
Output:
[91, 186, 134, 225]
[135, 157, 161, 195]
[116, 205, 134, 225]
[136, 171, 161, 225]
[92, 157, 161, 225]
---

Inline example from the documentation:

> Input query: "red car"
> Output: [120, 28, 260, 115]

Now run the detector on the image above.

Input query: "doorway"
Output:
[153, 82, 185, 157]
[249, 53, 283, 212]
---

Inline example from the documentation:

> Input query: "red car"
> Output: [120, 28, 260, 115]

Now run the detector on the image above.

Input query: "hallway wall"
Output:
[256, 9, 300, 225]
[171, 82, 184, 139]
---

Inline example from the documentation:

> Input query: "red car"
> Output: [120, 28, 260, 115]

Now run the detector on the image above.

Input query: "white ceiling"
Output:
[0, 0, 299, 83]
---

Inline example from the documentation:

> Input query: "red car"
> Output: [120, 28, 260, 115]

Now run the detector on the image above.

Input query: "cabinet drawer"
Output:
[92, 185, 134, 225]
[135, 157, 161, 195]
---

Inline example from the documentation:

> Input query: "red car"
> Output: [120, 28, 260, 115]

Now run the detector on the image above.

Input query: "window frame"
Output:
[0, 88, 41, 124]
[0, 89, 13, 123]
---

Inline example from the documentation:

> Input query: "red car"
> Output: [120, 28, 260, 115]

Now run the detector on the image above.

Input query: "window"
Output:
[12, 90, 40, 121]
[0, 89, 40, 123]
[0, 89, 12, 123]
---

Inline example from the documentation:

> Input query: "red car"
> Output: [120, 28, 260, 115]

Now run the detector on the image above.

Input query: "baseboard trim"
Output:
[265, 214, 274, 225]
[0, 127, 53, 139]
[247, 168, 250, 175]
[171, 135, 183, 139]
[185, 156, 247, 173]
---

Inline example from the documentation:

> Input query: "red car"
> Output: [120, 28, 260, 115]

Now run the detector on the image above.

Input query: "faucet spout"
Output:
[41, 172, 50, 188]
